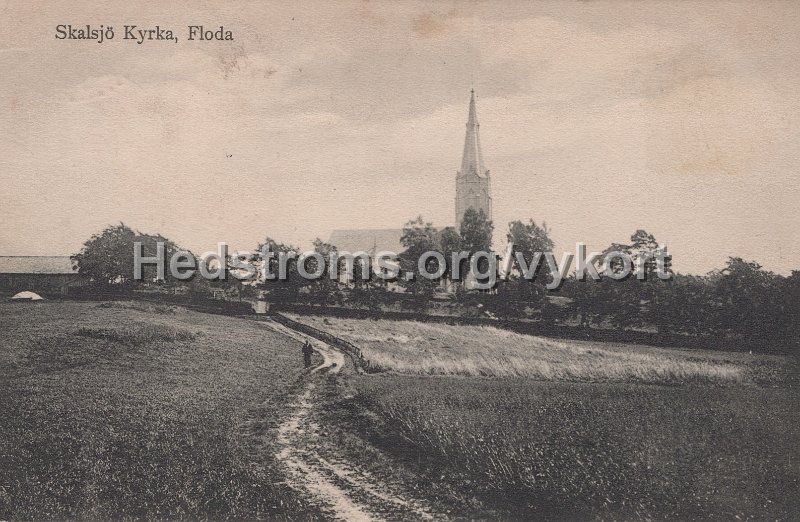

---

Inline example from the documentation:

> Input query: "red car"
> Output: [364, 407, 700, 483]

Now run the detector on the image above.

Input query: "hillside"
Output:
[0, 301, 314, 520]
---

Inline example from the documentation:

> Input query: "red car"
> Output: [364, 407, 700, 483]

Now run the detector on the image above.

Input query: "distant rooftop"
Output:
[328, 229, 405, 255]
[0, 256, 77, 274]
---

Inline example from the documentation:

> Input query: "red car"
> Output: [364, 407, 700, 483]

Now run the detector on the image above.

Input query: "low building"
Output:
[0, 256, 88, 296]
[328, 228, 405, 258]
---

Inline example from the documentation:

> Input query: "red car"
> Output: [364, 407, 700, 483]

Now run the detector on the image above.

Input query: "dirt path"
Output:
[260, 319, 441, 521]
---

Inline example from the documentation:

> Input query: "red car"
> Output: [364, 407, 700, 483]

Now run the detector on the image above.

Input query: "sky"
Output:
[1, 1, 798, 275]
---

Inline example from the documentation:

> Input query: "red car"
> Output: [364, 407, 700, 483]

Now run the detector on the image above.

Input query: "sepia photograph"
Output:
[1, 1, 798, 520]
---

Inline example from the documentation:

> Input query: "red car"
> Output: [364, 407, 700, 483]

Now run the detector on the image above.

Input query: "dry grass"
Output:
[290, 314, 797, 518]
[287, 315, 755, 383]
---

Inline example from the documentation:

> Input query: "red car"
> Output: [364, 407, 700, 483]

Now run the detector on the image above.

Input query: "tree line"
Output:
[71, 216, 799, 348]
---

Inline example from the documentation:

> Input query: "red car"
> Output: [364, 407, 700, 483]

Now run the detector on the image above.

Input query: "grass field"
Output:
[294, 315, 799, 519]
[334, 375, 799, 520]
[285, 314, 788, 384]
[0, 301, 315, 520]
[3, 303, 796, 520]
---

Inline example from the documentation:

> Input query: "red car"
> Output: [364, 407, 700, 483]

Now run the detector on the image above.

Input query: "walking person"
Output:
[302, 340, 313, 369]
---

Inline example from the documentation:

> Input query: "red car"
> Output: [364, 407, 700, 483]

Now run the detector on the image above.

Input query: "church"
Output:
[329, 90, 492, 256]
[455, 89, 492, 228]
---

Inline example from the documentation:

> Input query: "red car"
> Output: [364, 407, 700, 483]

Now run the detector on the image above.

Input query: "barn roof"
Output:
[0, 256, 78, 274]
[328, 229, 405, 255]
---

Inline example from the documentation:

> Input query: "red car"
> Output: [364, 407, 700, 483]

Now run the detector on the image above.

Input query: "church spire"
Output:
[455, 90, 492, 227]
[460, 89, 487, 179]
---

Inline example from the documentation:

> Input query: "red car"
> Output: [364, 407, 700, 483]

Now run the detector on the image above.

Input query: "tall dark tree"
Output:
[627, 230, 673, 330]
[458, 208, 494, 292]
[71, 223, 182, 288]
[503, 219, 555, 308]
[630, 229, 672, 279]
[439, 226, 463, 282]
[712, 257, 782, 341]
[459, 208, 493, 254]
[305, 238, 343, 306]
[563, 229, 670, 329]
[507, 220, 554, 259]
[398, 216, 440, 304]
[256, 237, 305, 303]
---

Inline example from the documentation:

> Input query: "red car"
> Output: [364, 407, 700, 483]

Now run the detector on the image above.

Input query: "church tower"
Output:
[455, 89, 492, 228]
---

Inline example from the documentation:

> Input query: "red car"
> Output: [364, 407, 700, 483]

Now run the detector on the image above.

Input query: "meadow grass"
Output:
[294, 315, 798, 519]
[0, 301, 315, 520]
[286, 315, 766, 384]
[334, 374, 800, 520]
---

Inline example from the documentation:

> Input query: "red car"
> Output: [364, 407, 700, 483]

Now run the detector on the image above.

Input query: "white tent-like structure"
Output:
[11, 291, 44, 301]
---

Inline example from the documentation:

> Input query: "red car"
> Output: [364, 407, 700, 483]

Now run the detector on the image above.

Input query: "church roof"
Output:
[460, 89, 488, 178]
[328, 229, 405, 255]
[0, 256, 78, 274]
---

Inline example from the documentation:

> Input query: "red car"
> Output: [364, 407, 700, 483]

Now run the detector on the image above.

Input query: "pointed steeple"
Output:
[455, 89, 492, 227]
[460, 89, 488, 178]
